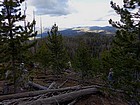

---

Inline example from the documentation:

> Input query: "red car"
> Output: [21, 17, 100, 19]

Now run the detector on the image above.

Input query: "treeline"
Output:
[63, 32, 113, 59]
[34, 31, 114, 78]
[0, 0, 139, 104]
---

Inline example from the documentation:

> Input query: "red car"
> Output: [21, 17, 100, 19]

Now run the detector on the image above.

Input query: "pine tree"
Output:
[35, 40, 50, 73]
[74, 41, 93, 80]
[0, 0, 37, 93]
[107, 0, 140, 103]
[46, 24, 69, 74]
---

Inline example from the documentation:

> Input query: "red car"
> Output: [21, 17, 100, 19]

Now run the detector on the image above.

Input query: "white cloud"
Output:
[28, 0, 72, 16]
[25, 0, 122, 28]
[0, 0, 123, 29]
[66, 1, 112, 26]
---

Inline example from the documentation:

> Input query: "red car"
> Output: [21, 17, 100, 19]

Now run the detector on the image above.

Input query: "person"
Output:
[108, 68, 114, 88]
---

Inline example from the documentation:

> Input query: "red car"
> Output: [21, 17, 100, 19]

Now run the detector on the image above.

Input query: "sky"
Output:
[2, 0, 123, 29]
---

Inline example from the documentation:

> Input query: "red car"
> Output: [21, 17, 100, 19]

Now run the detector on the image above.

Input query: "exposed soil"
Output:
[75, 94, 127, 105]
[0, 70, 128, 105]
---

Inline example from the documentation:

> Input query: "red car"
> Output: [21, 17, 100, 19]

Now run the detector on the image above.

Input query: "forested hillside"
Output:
[0, 0, 139, 105]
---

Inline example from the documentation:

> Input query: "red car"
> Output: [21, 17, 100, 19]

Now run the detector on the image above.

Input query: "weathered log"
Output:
[0, 85, 81, 101]
[22, 88, 99, 105]
[58, 79, 68, 88]
[47, 82, 56, 89]
[68, 99, 78, 105]
[28, 81, 47, 90]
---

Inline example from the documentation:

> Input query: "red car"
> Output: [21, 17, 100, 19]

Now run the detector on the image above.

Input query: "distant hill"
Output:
[89, 26, 116, 33]
[36, 26, 116, 38]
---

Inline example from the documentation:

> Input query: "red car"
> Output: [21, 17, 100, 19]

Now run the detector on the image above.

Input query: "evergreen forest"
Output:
[0, 0, 139, 105]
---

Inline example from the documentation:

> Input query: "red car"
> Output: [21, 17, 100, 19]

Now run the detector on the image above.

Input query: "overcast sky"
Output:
[25, 0, 122, 29]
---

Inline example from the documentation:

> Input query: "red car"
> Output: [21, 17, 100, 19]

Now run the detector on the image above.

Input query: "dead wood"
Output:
[22, 88, 99, 105]
[68, 98, 78, 105]
[28, 81, 48, 90]
[47, 82, 56, 89]
[58, 79, 68, 88]
[0, 85, 81, 101]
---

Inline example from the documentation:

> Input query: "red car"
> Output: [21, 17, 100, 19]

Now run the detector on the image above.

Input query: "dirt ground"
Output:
[75, 94, 127, 105]
[0, 70, 128, 105]
[32, 71, 128, 105]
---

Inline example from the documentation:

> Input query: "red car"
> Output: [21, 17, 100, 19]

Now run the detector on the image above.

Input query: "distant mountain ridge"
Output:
[89, 26, 116, 33]
[37, 26, 116, 38]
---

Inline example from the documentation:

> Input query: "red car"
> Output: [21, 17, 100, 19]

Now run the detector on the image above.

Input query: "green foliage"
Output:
[0, 0, 37, 92]
[63, 32, 113, 61]
[74, 41, 93, 80]
[35, 40, 50, 69]
[91, 58, 102, 75]
[46, 24, 69, 74]
[63, 32, 113, 79]
[104, 0, 140, 103]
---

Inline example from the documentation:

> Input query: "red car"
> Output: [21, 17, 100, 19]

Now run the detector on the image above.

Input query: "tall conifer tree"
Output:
[74, 41, 93, 80]
[0, 0, 37, 93]
[106, 0, 140, 103]
[47, 24, 69, 74]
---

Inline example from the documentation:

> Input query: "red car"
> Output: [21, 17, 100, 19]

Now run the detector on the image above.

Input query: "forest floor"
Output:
[29, 69, 127, 105]
[0, 69, 128, 105]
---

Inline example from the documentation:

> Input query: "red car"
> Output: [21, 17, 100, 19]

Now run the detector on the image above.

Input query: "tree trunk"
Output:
[47, 82, 56, 89]
[28, 81, 48, 90]
[22, 88, 98, 105]
[0, 85, 81, 101]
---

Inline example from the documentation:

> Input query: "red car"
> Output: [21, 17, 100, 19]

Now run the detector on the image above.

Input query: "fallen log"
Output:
[28, 81, 48, 90]
[58, 79, 68, 88]
[23, 88, 99, 105]
[47, 82, 56, 89]
[0, 85, 81, 101]
[68, 99, 78, 105]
